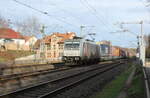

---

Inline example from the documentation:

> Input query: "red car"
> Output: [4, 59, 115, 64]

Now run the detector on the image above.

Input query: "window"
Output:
[47, 53, 51, 58]
[54, 52, 56, 57]
[65, 44, 72, 49]
[52, 37, 57, 42]
[59, 44, 63, 49]
[65, 43, 80, 50]
[47, 45, 51, 50]
[53, 45, 56, 49]
[59, 52, 63, 57]
[72, 43, 80, 49]
[4, 39, 14, 43]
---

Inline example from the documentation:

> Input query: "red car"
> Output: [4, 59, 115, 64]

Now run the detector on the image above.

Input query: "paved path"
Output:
[117, 66, 136, 98]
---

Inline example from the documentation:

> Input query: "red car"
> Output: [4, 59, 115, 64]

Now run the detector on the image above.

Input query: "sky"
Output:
[0, 0, 150, 48]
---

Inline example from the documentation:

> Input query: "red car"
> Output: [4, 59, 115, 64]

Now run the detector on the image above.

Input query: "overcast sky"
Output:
[0, 0, 150, 48]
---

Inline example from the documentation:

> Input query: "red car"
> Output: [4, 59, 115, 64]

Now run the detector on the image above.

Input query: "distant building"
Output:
[23, 36, 37, 51]
[0, 28, 38, 51]
[0, 28, 25, 50]
[37, 32, 76, 59]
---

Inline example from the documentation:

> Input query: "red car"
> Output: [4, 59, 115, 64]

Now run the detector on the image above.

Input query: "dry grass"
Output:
[0, 50, 35, 62]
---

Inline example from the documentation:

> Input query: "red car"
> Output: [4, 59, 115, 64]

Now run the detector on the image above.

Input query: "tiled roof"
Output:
[43, 35, 52, 44]
[43, 32, 75, 44]
[23, 36, 33, 42]
[0, 28, 23, 39]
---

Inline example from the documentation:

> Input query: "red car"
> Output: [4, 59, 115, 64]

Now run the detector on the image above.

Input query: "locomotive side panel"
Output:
[63, 38, 100, 65]
[82, 41, 100, 62]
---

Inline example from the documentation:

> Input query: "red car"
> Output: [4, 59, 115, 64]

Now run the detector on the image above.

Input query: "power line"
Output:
[80, 0, 112, 32]
[84, 0, 122, 30]
[12, 0, 79, 29]
[48, 1, 85, 24]
[84, 0, 119, 30]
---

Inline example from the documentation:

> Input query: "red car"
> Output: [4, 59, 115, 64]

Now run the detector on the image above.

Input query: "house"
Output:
[0, 28, 25, 50]
[37, 32, 76, 59]
[23, 36, 37, 50]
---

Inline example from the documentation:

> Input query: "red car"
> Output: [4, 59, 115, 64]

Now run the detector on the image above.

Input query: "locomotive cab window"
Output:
[65, 42, 80, 50]
[72, 43, 79, 49]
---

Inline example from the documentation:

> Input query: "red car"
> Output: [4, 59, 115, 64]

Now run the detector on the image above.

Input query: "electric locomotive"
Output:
[62, 37, 100, 65]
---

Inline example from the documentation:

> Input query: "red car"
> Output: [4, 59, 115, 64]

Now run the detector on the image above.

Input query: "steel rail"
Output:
[0, 66, 71, 81]
[0, 61, 125, 98]
[38, 62, 122, 98]
[143, 67, 150, 98]
[0, 60, 119, 81]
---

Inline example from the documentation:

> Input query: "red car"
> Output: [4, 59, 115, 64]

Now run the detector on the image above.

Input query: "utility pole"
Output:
[40, 25, 46, 59]
[80, 25, 85, 38]
[118, 21, 146, 66]
[140, 21, 146, 66]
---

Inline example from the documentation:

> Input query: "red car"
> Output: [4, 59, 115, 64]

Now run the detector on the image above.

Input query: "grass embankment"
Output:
[0, 57, 6, 62]
[0, 50, 35, 62]
[127, 65, 145, 98]
[91, 62, 145, 98]
[91, 65, 133, 98]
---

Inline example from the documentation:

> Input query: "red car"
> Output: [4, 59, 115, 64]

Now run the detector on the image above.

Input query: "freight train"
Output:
[62, 37, 100, 65]
[62, 37, 129, 65]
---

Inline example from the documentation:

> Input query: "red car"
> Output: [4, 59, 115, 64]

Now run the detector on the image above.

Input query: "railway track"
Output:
[0, 66, 71, 82]
[0, 60, 121, 82]
[0, 60, 126, 98]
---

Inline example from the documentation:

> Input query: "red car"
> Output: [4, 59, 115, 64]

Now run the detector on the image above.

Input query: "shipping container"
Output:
[96, 40, 111, 57]
[111, 46, 120, 57]
[100, 44, 110, 57]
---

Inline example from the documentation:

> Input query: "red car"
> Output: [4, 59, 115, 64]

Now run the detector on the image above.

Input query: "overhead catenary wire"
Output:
[12, 0, 79, 29]
[80, 0, 112, 32]
[84, 0, 123, 30]
[84, 0, 111, 25]
[110, 0, 146, 47]
[80, 0, 111, 40]
[48, 1, 86, 25]
[85, 0, 121, 30]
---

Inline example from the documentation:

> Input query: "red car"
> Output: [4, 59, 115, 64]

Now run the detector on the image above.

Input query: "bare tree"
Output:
[16, 16, 42, 36]
[0, 14, 9, 28]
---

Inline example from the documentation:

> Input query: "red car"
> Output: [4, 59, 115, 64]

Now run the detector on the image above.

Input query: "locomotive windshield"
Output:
[65, 42, 80, 50]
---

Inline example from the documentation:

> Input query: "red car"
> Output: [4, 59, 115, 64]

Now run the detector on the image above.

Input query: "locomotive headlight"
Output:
[75, 57, 79, 60]
[64, 57, 67, 60]
[63, 57, 67, 61]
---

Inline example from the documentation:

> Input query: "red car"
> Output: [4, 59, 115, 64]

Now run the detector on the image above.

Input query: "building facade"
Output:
[37, 32, 76, 59]
[0, 28, 37, 51]
[0, 28, 25, 50]
[23, 36, 38, 51]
